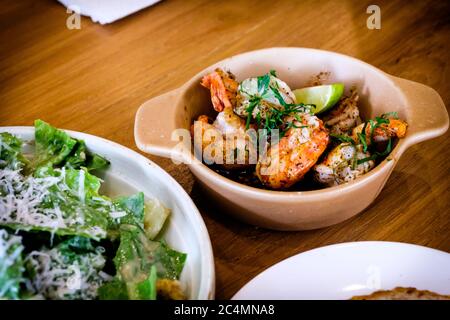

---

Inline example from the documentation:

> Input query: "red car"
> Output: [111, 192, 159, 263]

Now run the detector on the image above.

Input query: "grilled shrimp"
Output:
[351, 118, 408, 146]
[256, 114, 329, 189]
[192, 113, 255, 170]
[323, 89, 361, 135]
[200, 68, 239, 112]
[314, 143, 375, 187]
[234, 74, 296, 120]
[193, 70, 255, 169]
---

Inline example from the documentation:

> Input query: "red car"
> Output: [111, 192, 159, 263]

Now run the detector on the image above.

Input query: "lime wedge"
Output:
[293, 83, 344, 114]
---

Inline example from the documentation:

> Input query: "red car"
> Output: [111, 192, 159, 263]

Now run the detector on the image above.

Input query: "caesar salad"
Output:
[0, 120, 186, 300]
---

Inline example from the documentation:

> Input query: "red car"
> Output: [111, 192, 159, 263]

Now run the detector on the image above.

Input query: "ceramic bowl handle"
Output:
[134, 88, 187, 162]
[392, 76, 449, 148]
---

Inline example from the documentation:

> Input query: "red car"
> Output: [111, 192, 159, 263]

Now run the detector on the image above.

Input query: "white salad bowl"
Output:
[0, 126, 215, 300]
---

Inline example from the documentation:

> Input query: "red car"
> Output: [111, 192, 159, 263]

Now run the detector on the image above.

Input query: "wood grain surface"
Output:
[1, 0, 449, 299]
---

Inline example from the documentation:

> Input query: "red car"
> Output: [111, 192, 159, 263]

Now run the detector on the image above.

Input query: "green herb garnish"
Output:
[357, 138, 392, 164]
[245, 98, 260, 129]
[257, 73, 271, 95]
[357, 122, 368, 153]
[330, 111, 397, 166]
[243, 71, 315, 135]
[375, 117, 389, 125]
[330, 133, 355, 144]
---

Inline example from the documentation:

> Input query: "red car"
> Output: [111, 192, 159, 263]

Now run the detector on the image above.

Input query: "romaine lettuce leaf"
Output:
[33, 120, 77, 169]
[112, 192, 145, 226]
[114, 192, 145, 223]
[0, 132, 28, 171]
[143, 199, 170, 240]
[86, 153, 110, 171]
[63, 140, 87, 170]
[99, 265, 158, 300]
[33, 120, 110, 172]
[97, 277, 128, 300]
[135, 265, 157, 300]
[111, 224, 186, 300]
[114, 225, 186, 280]
[154, 241, 187, 280]
[35, 167, 112, 238]
[64, 140, 110, 171]
[57, 235, 96, 254]
[0, 229, 25, 299]
[110, 193, 169, 240]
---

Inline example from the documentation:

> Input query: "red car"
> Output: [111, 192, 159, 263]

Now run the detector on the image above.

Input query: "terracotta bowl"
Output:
[134, 48, 448, 230]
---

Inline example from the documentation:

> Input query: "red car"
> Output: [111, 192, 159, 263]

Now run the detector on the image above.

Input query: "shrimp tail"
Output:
[200, 68, 238, 112]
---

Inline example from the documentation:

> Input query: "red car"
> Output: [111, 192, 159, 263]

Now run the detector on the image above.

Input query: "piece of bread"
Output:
[351, 287, 450, 300]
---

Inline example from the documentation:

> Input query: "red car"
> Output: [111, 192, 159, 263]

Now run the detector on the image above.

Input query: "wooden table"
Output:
[1, 0, 449, 299]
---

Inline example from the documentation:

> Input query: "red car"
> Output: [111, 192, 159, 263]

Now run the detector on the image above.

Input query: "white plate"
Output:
[232, 241, 450, 300]
[1, 126, 215, 300]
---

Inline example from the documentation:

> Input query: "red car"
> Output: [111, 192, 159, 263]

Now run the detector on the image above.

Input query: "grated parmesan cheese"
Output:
[109, 211, 127, 219]
[77, 169, 85, 204]
[0, 167, 110, 239]
[0, 229, 24, 299]
[25, 245, 109, 300]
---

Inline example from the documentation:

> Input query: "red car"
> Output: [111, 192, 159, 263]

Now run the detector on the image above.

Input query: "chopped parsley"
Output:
[330, 111, 398, 165]
[243, 71, 315, 136]
[330, 133, 354, 144]
[357, 138, 392, 164]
